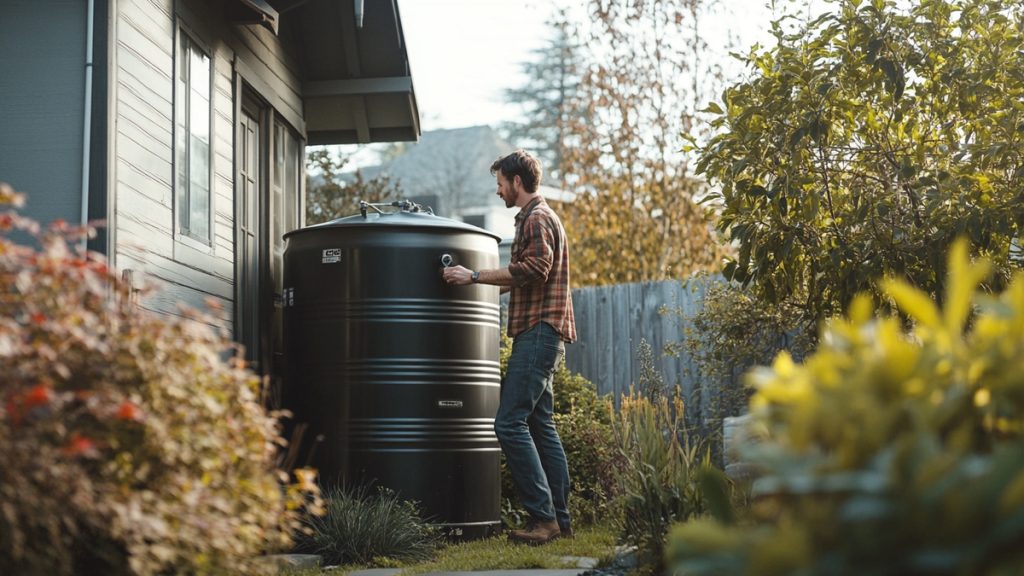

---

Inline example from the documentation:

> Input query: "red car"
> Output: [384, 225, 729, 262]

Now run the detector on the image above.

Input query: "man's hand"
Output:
[443, 264, 474, 286]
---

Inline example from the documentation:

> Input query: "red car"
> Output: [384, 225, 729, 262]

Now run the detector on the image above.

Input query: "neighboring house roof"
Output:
[279, 0, 420, 145]
[537, 184, 575, 204]
[359, 125, 516, 214]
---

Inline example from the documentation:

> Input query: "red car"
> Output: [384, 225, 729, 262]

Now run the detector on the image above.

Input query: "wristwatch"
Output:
[471, 270, 480, 283]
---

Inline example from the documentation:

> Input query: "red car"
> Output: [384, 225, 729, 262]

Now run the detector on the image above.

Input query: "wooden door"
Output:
[236, 96, 264, 370]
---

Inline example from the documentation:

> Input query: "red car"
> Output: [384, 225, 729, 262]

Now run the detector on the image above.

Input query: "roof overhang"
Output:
[278, 0, 420, 145]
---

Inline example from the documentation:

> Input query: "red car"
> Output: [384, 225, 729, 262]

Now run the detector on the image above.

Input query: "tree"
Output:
[305, 149, 403, 225]
[695, 0, 1024, 324]
[501, 11, 585, 188]
[559, 0, 732, 287]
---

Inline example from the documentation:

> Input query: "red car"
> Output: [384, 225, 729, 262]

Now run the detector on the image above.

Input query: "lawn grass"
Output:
[400, 524, 618, 574]
[281, 524, 619, 575]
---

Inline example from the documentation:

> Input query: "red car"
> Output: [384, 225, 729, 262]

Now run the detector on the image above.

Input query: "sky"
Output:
[394, 0, 807, 131]
[339, 0, 826, 166]
[396, 0, 553, 131]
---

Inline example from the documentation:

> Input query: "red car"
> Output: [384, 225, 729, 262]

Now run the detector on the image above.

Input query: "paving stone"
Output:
[560, 555, 599, 568]
[257, 553, 322, 571]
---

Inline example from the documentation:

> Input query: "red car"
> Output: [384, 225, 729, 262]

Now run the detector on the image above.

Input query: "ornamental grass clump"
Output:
[668, 239, 1024, 575]
[300, 484, 439, 567]
[0, 184, 320, 575]
[613, 385, 710, 574]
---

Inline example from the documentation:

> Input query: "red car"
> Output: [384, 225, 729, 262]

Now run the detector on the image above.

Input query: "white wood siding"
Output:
[111, 0, 305, 329]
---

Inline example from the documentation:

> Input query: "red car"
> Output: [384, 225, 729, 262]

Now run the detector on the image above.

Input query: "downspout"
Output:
[354, 0, 364, 28]
[80, 0, 95, 252]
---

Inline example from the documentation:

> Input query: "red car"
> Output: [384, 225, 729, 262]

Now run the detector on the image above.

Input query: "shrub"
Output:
[668, 240, 1024, 575]
[0, 186, 318, 575]
[679, 280, 812, 465]
[553, 399, 621, 526]
[498, 333, 622, 528]
[299, 484, 438, 566]
[612, 386, 710, 574]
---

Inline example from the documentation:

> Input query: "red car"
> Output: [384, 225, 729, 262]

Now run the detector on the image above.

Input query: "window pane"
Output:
[176, 34, 190, 233]
[189, 135, 210, 240]
[177, 33, 211, 243]
[274, 122, 283, 188]
[189, 48, 210, 142]
[273, 123, 284, 243]
[272, 123, 284, 293]
[285, 130, 299, 232]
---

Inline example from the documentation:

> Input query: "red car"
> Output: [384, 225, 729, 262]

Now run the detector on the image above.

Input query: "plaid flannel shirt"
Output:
[507, 197, 577, 343]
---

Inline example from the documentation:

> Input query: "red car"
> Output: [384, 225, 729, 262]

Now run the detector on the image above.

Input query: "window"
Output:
[175, 30, 212, 244]
[270, 119, 302, 358]
[271, 118, 302, 296]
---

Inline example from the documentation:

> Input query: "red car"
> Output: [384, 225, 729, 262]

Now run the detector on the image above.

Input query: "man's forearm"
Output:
[476, 268, 515, 286]
[442, 264, 516, 287]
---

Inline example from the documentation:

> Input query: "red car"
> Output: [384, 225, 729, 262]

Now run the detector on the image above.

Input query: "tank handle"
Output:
[440, 253, 454, 268]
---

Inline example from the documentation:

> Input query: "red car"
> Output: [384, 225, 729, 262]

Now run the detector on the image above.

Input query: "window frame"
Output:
[173, 22, 215, 254]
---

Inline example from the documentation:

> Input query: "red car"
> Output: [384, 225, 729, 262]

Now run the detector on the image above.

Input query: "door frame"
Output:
[233, 72, 305, 387]
[234, 80, 272, 374]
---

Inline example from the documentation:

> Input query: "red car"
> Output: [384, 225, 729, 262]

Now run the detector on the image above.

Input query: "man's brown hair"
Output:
[490, 150, 543, 194]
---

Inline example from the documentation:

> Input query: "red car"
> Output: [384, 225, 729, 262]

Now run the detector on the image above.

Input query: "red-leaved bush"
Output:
[0, 183, 321, 575]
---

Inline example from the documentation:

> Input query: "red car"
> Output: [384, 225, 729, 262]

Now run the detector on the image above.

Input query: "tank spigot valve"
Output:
[440, 253, 454, 267]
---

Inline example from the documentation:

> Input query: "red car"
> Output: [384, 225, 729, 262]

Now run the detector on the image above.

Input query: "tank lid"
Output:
[286, 200, 502, 242]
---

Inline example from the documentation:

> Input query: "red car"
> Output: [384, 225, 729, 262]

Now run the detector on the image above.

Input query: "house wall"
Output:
[0, 0, 87, 225]
[110, 0, 305, 327]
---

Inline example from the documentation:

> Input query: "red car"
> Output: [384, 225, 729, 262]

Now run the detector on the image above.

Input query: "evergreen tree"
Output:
[501, 11, 584, 188]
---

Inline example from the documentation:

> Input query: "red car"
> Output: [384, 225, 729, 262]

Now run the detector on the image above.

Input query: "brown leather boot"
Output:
[508, 520, 561, 545]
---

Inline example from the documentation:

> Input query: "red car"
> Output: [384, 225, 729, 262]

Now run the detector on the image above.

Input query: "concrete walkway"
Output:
[348, 565, 593, 569]
[344, 554, 599, 576]
[269, 550, 611, 575]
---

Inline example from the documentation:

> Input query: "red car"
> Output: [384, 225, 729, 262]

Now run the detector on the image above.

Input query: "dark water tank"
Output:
[282, 202, 502, 539]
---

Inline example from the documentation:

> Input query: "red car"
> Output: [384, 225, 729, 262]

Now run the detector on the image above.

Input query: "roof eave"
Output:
[295, 0, 420, 145]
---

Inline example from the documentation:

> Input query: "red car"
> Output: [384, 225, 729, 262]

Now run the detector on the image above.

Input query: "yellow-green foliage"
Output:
[667, 239, 1024, 575]
[0, 186, 319, 575]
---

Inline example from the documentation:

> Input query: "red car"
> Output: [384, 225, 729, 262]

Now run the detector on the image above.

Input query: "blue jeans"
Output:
[495, 322, 571, 529]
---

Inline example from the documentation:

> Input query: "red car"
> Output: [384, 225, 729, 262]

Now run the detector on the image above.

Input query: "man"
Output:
[443, 149, 576, 545]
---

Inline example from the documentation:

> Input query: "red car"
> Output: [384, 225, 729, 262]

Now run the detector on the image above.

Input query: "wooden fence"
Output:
[563, 276, 722, 404]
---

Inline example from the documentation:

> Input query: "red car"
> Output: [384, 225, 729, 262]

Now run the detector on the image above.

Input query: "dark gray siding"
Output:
[0, 1, 86, 225]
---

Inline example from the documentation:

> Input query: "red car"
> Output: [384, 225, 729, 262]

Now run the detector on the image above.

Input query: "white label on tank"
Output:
[322, 248, 341, 264]
[437, 400, 463, 409]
